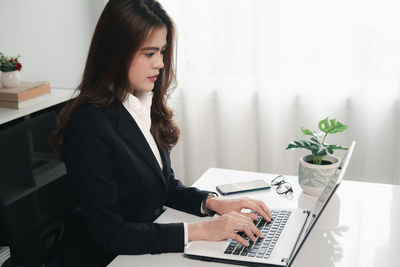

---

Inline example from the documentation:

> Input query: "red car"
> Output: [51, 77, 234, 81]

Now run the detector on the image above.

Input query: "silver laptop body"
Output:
[185, 141, 356, 267]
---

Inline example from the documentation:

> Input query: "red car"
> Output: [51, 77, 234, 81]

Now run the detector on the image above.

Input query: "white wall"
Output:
[0, 0, 104, 89]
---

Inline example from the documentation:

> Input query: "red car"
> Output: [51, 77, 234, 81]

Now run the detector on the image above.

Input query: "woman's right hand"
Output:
[188, 211, 264, 247]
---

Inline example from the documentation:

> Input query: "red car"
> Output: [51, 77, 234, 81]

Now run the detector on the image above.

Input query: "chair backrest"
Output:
[0, 104, 80, 267]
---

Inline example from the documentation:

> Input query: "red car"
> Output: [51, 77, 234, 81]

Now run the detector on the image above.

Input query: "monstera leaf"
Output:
[318, 118, 348, 134]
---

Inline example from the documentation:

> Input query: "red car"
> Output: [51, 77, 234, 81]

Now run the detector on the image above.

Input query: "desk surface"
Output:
[108, 168, 400, 267]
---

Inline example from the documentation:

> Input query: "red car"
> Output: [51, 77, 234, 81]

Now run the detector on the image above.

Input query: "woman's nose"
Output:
[153, 53, 164, 69]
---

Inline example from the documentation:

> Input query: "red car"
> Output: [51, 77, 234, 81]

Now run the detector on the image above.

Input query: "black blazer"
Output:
[62, 103, 210, 264]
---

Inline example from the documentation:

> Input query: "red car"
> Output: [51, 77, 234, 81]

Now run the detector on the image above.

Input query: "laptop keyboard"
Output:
[224, 210, 291, 259]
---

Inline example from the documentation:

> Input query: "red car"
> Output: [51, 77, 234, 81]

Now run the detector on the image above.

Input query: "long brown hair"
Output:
[52, 0, 179, 159]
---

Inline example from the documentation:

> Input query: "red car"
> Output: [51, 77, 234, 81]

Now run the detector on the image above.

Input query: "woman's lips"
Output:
[148, 75, 158, 82]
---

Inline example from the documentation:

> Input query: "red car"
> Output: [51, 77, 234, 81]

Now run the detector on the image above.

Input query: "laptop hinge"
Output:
[281, 258, 290, 263]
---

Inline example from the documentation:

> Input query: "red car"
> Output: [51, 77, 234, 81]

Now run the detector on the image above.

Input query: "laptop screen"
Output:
[289, 141, 355, 262]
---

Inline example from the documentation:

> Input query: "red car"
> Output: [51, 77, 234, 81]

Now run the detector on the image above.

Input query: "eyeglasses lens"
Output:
[276, 182, 292, 194]
[271, 175, 284, 186]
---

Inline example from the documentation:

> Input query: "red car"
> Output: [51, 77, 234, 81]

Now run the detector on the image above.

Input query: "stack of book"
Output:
[0, 246, 10, 266]
[0, 81, 51, 109]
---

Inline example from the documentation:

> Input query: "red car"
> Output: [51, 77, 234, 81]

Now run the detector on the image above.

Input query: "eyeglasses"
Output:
[271, 175, 293, 195]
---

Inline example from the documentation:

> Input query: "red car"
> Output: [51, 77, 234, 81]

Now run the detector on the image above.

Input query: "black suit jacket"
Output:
[62, 103, 210, 264]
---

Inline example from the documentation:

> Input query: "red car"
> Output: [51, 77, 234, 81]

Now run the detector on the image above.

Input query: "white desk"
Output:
[0, 88, 76, 125]
[108, 168, 400, 267]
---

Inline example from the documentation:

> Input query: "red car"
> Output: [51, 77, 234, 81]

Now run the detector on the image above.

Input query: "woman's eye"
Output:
[144, 50, 165, 58]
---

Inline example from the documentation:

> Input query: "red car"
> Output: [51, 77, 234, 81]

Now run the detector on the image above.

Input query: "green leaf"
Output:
[318, 117, 331, 133]
[286, 141, 304, 150]
[326, 144, 348, 151]
[312, 146, 328, 157]
[310, 136, 319, 144]
[293, 140, 302, 146]
[286, 140, 312, 151]
[329, 121, 348, 134]
[318, 117, 348, 134]
[301, 127, 313, 136]
[286, 144, 297, 150]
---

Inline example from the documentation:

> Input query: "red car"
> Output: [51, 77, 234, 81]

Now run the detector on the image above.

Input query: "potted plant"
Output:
[286, 117, 348, 196]
[0, 52, 23, 88]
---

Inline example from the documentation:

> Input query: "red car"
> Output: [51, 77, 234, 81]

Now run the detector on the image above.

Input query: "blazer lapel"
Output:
[104, 104, 166, 186]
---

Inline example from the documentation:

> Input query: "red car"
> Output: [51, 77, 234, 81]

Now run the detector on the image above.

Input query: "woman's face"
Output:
[128, 26, 167, 92]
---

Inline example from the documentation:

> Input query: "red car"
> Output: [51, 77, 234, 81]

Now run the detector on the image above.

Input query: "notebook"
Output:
[184, 141, 356, 267]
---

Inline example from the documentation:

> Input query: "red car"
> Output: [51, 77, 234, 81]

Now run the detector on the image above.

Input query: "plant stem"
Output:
[313, 156, 322, 165]
[321, 133, 328, 144]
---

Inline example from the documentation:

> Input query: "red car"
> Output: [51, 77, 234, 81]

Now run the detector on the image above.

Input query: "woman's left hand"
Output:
[207, 197, 273, 222]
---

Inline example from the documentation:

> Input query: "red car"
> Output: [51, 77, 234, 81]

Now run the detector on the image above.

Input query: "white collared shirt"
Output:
[122, 91, 163, 169]
[122, 91, 189, 246]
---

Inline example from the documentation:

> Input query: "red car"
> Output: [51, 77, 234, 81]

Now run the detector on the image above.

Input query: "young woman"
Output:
[53, 0, 273, 266]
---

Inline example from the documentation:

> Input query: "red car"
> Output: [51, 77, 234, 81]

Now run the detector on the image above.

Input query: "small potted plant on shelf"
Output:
[286, 117, 348, 196]
[0, 52, 23, 88]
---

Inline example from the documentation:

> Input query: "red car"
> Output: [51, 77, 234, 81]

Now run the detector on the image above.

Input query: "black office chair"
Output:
[0, 105, 80, 267]
[35, 216, 65, 266]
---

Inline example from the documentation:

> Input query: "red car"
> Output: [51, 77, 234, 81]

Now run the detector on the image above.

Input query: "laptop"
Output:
[184, 141, 356, 267]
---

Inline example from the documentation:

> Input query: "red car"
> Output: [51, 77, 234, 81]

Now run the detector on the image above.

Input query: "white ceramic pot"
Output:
[298, 154, 340, 196]
[0, 70, 21, 88]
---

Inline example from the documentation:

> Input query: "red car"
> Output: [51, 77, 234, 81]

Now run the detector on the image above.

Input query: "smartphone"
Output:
[216, 179, 271, 195]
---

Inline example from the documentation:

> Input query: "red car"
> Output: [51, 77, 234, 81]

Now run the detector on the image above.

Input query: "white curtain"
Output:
[160, 0, 400, 185]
